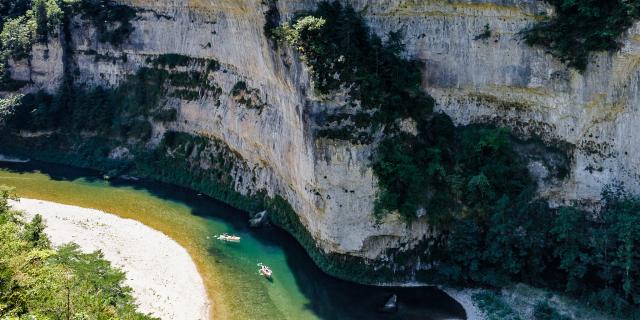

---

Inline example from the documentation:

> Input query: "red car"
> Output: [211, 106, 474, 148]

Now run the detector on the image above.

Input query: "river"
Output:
[0, 160, 466, 320]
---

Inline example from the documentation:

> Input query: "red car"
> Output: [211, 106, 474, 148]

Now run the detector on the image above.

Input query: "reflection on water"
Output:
[0, 160, 466, 320]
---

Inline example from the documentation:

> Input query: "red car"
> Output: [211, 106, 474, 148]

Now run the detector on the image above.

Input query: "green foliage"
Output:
[274, 1, 434, 139]
[123, 120, 152, 140]
[0, 184, 17, 212]
[544, 188, 640, 316]
[24, 214, 50, 248]
[230, 81, 267, 111]
[73, 0, 137, 46]
[373, 122, 536, 223]
[0, 94, 24, 122]
[0, 0, 61, 58]
[151, 53, 192, 68]
[274, 1, 443, 214]
[415, 127, 557, 286]
[150, 53, 221, 72]
[0, 0, 32, 25]
[0, 65, 194, 140]
[533, 301, 571, 320]
[0, 186, 154, 319]
[33, 0, 62, 43]
[262, 0, 280, 39]
[472, 291, 521, 320]
[524, 0, 640, 71]
[1, 1, 639, 317]
[153, 108, 177, 123]
[0, 15, 36, 60]
[231, 81, 247, 96]
[0, 0, 60, 89]
[474, 24, 492, 41]
[272, 4, 640, 316]
[434, 187, 640, 317]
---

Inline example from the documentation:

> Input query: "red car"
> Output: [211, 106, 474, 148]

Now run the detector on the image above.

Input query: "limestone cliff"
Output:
[7, 0, 640, 281]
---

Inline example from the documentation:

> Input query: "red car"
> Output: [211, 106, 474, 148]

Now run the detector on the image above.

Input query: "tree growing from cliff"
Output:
[524, 0, 640, 71]
[0, 15, 36, 60]
[33, 0, 62, 43]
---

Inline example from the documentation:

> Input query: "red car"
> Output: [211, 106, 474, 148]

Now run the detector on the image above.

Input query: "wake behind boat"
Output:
[216, 233, 241, 242]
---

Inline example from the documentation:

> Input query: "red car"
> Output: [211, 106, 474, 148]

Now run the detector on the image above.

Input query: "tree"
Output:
[0, 184, 17, 213]
[0, 16, 36, 60]
[24, 214, 50, 248]
[0, 186, 156, 319]
[550, 207, 591, 293]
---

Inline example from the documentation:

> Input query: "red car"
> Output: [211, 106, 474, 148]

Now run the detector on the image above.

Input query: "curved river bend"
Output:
[0, 160, 466, 320]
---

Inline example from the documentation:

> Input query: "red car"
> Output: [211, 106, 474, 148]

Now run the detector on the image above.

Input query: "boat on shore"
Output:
[258, 263, 272, 279]
[217, 233, 241, 242]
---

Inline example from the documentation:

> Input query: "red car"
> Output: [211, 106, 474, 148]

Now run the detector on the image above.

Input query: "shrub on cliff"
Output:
[0, 0, 61, 59]
[73, 0, 136, 46]
[524, 0, 640, 71]
[0, 0, 61, 90]
[0, 15, 36, 60]
[274, 1, 433, 128]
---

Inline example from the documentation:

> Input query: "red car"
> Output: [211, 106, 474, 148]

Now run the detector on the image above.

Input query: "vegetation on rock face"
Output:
[0, 0, 61, 90]
[262, 0, 280, 40]
[274, 1, 433, 143]
[0, 67, 170, 139]
[0, 0, 639, 318]
[230, 81, 268, 111]
[72, 0, 137, 46]
[0, 52, 228, 138]
[474, 24, 492, 41]
[0, 0, 137, 91]
[149, 53, 221, 73]
[274, 1, 640, 317]
[0, 186, 154, 319]
[524, 0, 640, 71]
[273, 1, 531, 223]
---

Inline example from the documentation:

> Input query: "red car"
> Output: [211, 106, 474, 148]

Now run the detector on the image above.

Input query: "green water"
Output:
[0, 160, 466, 320]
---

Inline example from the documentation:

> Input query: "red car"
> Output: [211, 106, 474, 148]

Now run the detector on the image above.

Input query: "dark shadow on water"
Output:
[254, 223, 467, 320]
[0, 159, 104, 182]
[0, 160, 467, 320]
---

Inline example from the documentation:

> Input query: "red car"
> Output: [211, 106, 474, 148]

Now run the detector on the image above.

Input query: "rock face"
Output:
[9, 0, 640, 276]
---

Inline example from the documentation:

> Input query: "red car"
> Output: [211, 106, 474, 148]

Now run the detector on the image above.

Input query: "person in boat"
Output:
[258, 263, 272, 278]
[217, 233, 241, 242]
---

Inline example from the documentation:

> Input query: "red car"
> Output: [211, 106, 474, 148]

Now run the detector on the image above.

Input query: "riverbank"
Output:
[0, 161, 468, 319]
[10, 198, 210, 320]
[441, 288, 483, 320]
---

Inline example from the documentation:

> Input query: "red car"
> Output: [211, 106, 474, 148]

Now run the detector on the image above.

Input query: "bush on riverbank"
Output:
[0, 186, 155, 319]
